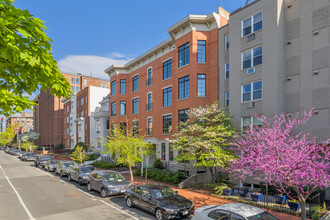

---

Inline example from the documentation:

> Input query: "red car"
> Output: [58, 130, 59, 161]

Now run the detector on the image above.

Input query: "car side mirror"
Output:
[175, 191, 178, 194]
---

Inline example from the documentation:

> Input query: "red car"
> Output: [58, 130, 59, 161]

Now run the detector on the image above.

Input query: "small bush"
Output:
[153, 159, 164, 169]
[135, 167, 186, 184]
[54, 144, 65, 150]
[87, 153, 100, 161]
[91, 161, 117, 169]
[134, 169, 141, 176]
[214, 183, 229, 195]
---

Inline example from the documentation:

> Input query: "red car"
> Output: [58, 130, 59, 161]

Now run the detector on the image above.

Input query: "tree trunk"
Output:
[129, 163, 134, 184]
[299, 195, 307, 220]
[209, 167, 215, 183]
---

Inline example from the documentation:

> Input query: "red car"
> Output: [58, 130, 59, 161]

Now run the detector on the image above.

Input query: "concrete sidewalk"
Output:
[124, 174, 305, 220]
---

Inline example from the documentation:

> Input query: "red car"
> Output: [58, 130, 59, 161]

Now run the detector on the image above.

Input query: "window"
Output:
[178, 76, 190, 99]
[104, 83, 107, 88]
[225, 92, 229, 106]
[147, 68, 152, 86]
[163, 87, 172, 107]
[81, 111, 84, 117]
[111, 123, 116, 136]
[66, 128, 69, 135]
[100, 83, 103, 87]
[242, 46, 262, 69]
[71, 86, 75, 93]
[133, 120, 139, 136]
[242, 11, 263, 37]
[111, 81, 116, 96]
[71, 77, 75, 84]
[161, 143, 166, 160]
[197, 40, 206, 63]
[77, 86, 81, 92]
[163, 59, 172, 80]
[132, 98, 139, 114]
[76, 78, 79, 85]
[208, 210, 230, 220]
[120, 101, 126, 116]
[97, 120, 101, 132]
[178, 109, 189, 124]
[120, 122, 127, 136]
[111, 102, 116, 116]
[83, 79, 87, 85]
[197, 74, 206, 97]
[120, 79, 126, 94]
[66, 105, 69, 112]
[147, 93, 152, 111]
[241, 117, 262, 131]
[133, 75, 139, 92]
[85, 110, 87, 117]
[147, 118, 152, 136]
[225, 63, 229, 79]
[106, 120, 110, 130]
[169, 144, 174, 161]
[81, 98, 84, 106]
[85, 96, 87, 104]
[163, 115, 172, 134]
[242, 81, 262, 102]
[225, 34, 229, 51]
[178, 42, 190, 67]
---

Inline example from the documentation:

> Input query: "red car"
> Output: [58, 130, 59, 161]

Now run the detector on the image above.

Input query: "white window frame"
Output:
[224, 34, 229, 51]
[241, 11, 263, 37]
[132, 96, 139, 115]
[241, 46, 263, 70]
[132, 74, 139, 92]
[241, 117, 262, 131]
[241, 81, 263, 103]
[147, 92, 152, 111]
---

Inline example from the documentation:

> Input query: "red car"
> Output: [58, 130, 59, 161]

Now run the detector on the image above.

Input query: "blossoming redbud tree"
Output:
[230, 109, 330, 220]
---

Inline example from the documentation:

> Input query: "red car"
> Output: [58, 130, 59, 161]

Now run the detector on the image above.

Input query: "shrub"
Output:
[91, 161, 117, 169]
[135, 167, 186, 184]
[134, 169, 141, 176]
[311, 202, 328, 220]
[87, 153, 100, 161]
[74, 142, 87, 151]
[214, 183, 229, 195]
[153, 159, 164, 169]
[54, 144, 65, 150]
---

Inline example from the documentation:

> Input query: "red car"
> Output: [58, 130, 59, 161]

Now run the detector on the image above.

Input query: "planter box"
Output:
[223, 188, 234, 196]
[239, 188, 249, 197]
[251, 193, 263, 202]
[288, 201, 300, 211]
[274, 195, 287, 204]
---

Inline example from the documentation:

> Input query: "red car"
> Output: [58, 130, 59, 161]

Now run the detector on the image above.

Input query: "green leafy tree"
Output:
[70, 145, 88, 164]
[168, 102, 237, 183]
[0, 0, 71, 115]
[21, 141, 37, 152]
[103, 123, 153, 184]
[0, 124, 15, 146]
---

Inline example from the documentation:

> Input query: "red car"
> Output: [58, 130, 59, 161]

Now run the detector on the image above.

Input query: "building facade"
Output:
[218, 0, 330, 185]
[6, 112, 33, 134]
[62, 87, 109, 149]
[34, 73, 110, 149]
[106, 9, 229, 175]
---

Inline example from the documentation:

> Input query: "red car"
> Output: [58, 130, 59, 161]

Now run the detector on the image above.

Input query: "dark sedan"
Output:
[125, 184, 194, 220]
[87, 170, 131, 197]
[21, 153, 36, 161]
[0, 146, 5, 150]
[55, 161, 74, 177]
[68, 165, 95, 185]
[45, 160, 59, 172]
[34, 155, 54, 168]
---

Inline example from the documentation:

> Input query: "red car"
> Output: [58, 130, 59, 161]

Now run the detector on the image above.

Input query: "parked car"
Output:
[19, 152, 28, 159]
[55, 161, 74, 177]
[0, 146, 5, 150]
[45, 160, 59, 172]
[125, 184, 194, 220]
[192, 203, 278, 220]
[21, 153, 36, 161]
[4, 147, 11, 153]
[68, 165, 95, 185]
[87, 170, 131, 198]
[34, 155, 54, 168]
[11, 149, 21, 156]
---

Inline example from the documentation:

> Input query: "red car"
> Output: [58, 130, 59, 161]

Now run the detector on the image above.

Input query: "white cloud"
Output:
[57, 53, 132, 81]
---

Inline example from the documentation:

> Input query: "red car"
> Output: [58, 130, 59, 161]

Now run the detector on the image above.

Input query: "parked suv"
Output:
[21, 153, 36, 161]
[34, 155, 53, 168]
[87, 170, 131, 197]
[55, 161, 74, 177]
[68, 165, 95, 185]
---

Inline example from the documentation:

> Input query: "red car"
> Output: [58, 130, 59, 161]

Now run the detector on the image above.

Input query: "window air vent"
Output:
[247, 33, 255, 41]
[287, 41, 292, 45]
[313, 70, 319, 75]
[286, 77, 292, 81]
[247, 67, 255, 74]
[247, 102, 256, 109]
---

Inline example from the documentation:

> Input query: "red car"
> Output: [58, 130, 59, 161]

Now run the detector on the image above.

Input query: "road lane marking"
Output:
[100, 200, 139, 220]
[76, 188, 95, 198]
[0, 166, 36, 220]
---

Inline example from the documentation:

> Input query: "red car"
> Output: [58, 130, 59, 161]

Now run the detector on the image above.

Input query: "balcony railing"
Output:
[146, 103, 152, 111]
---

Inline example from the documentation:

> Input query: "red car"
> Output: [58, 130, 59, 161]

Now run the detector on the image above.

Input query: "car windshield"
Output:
[63, 162, 74, 167]
[248, 212, 278, 220]
[41, 156, 52, 160]
[150, 187, 176, 199]
[80, 167, 94, 173]
[103, 173, 126, 182]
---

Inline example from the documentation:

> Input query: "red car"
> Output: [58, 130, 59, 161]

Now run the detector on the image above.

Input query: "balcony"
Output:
[146, 103, 152, 111]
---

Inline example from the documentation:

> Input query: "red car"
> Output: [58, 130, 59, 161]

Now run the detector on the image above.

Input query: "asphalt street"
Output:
[0, 151, 191, 220]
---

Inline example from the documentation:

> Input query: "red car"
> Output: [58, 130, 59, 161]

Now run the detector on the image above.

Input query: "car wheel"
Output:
[155, 208, 165, 220]
[68, 175, 71, 182]
[87, 183, 92, 191]
[78, 178, 83, 186]
[126, 197, 133, 208]
[100, 188, 107, 198]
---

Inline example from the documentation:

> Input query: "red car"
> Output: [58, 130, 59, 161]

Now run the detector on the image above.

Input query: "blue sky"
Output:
[14, 0, 248, 81]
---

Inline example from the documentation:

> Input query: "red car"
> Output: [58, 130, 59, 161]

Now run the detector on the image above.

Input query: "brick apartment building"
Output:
[105, 9, 229, 175]
[6, 112, 33, 134]
[33, 73, 109, 149]
[62, 86, 109, 149]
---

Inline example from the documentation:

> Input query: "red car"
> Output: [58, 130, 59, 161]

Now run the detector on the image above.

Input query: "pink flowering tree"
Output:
[230, 109, 330, 220]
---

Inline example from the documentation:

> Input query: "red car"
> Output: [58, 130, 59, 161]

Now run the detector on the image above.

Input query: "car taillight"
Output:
[193, 209, 195, 215]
